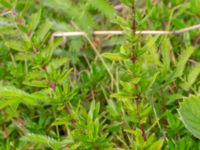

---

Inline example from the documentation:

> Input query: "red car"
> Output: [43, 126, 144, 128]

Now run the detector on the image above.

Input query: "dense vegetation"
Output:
[0, 0, 200, 149]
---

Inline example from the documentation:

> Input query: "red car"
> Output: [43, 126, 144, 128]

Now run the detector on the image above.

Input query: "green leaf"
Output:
[190, 0, 200, 13]
[89, 0, 116, 18]
[111, 92, 131, 100]
[148, 139, 164, 150]
[161, 38, 171, 70]
[107, 100, 119, 117]
[17, 24, 28, 33]
[0, 98, 19, 109]
[5, 40, 28, 52]
[58, 68, 73, 84]
[178, 96, 200, 139]
[44, 0, 94, 32]
[187, 63, 200, 86]
[28, 9, 42, 32]
[21, 133, 62, 149]
[0, 0, 12, 8]
[102, 52, 128, 61]
[143, 36, 161, 65]
[35, 20, 52, 42]
[147, 72, 159, 90]
[0, 86, 36, 105]
[20, 0, 31, 16]
[23, 80, 49, 88]
[52, 117, 69, 126]
[175, 46, 194, 77]
[24, 70, 46, 80]
[43, 38, 64, 62]
[47, 57, 68, 70]
[15, 52, 34, 61]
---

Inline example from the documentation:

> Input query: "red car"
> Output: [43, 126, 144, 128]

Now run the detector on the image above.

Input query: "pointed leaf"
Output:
[23, 80, 49, 88]
[102, 52, 128, 61]
[28, 9, 42, 32]
[35, 20, 52, 41]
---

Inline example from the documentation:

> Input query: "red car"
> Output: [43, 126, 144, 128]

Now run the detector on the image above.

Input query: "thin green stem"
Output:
[84, 34, 116, 86]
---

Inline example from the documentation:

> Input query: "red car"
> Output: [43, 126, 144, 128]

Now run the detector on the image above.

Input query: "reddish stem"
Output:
[140, 124, 147, 141]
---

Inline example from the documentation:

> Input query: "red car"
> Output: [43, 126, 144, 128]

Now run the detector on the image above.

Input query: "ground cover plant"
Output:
[0, 0, 200, 149]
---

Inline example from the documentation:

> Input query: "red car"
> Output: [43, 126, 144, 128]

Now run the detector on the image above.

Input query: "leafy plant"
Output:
[1, 0, 200, 149]
[178, 96, 200, 139]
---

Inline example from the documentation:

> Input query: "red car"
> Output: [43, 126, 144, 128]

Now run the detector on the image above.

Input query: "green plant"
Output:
[1, 0, 200, 149]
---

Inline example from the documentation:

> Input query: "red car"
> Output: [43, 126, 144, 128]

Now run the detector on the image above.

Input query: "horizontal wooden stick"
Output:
[52, 31, 124, 37]
[52, 24, 200, 37]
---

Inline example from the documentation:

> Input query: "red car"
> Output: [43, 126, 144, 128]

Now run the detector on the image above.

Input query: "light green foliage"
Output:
[161, 37, 171, 70]
[28, 9, 42, 32]
[0, 86, 37, 107]
[34, 20, 52, 43]
[0, 0, 200, 149]
[102, 52, 129, 61]
[187, 63, 200, 86]
[178, 96, 200, 139]
[5, 40, 28, 52]
[89, 0, 116, 19]
[175, 46, 195, 77]
[21, 133, 64, 149]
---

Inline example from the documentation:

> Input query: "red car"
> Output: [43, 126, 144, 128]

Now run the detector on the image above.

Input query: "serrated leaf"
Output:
[161, 38, 171, 70]
[28, 9, 42, 32]
[0, 86, 36, 105]
[44, 0, 94, 32]
[21, 133, 62, 149]
[143, 36, 161, 65]
[178, 96, 200, 139]
[175, 46, 194, 77]
[187, 63, 200, 86]
[89, 0, 116, 18]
